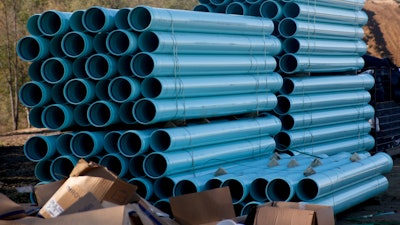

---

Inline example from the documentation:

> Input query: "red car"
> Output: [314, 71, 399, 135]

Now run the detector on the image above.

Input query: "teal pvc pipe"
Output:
[153, 199, 172, 216]
[274, 90, 371, 115]
[104, 130, 124, 154]
[70, 10, 86, 32]
[131, 52, 277, 78]
[24, 135, 58, 162]
[241, 201, 262, 216]
[283, 2, 368, 25]
[49, 35, 66, 58]
[128, 177, 154, 200]
[274, 120, 371, 150]
[73, 104, 91, 127]
[199, 0, 211, 4]
[27, 14, 41, 36]
[133, 93, 277, 125]
[193, 4, 215, 12]
[63, 78, 96, 105]
[41, 57, 74, 84]
[70, 131, 106, 158]
[138, 31, 282, 55]
[143, 136, 276, 178]
[87, 100, 121, 127]
[106, 29, 139, 56]
[117, 55, 135, 76]
[41, 104, 75, 130]
[278, 18, 365, 40]
[82, 6, 118, 33]
[16, 36, 50, 62]
[119, 101, 137, 125]
[279, 53, 365, 74]
[215, 5, 228, 13]
[95, 79, 112, 101]
[128, 5, 274, 35]
[150, 115, 281, 152]
[118, 129, 155, 157]
[29, 107, 45, 128]
[281, 0, 365, 11]
[93, 32, 109, 54]
[37, 10, 71, 37]
[72, 57, 89, 78]
[280, 105, 375, 130]
[282, 38, 367, 55]
[296, 152, 393, 201]
[86, 53, 118, 80]
[226, 2, 248, 15]
[61, 31, 94, 58]
[221, 175, 256, 204]
[99, 153, 129, 178]
[19, 81, 52, 108]
[128, 154, 146, 177]
[108, 76, 141, 103]
[50, 155, 79, 180]
[304, 175, 388, 214]
[154, 174, 195, 199]
[34, 160, 53, 182]
[56, 132, 74, 155]
[140, 73, 283, 99]
[248, 3, 261, 16]
[115, 8, 133, 30]
[260, 1, 284, 20]
[210, 0, 232, 5]
[280, 73, 374, 95]
[50, 82, 67, 104]
[28, 61, 44, 82]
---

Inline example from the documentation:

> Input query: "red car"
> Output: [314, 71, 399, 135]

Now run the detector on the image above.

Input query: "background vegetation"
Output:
[0, 0, 198, 133]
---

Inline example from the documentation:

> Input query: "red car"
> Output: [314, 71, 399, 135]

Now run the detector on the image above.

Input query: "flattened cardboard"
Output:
[170, 187, 236, 225]
[0, 193, 26, 220]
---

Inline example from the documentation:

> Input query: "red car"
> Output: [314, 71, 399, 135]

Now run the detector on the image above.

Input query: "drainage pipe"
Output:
[87, 100, 121, 127]
[193, 4, 215, 12]
[106, 29, 139, 56]
[114, 8, 133, 30]
[153, 199, 172, 216]
[72, 57, 89, 79]
[34, 160, 53, 182]
[278, 18, 364, 40]
[248, 3, 261, 17]
[296, 152, 392, 201]
[241, 201, 262, 216]
[26, 14, 41, 36]
[119, 101, 137, 125]
[117, 55, 135, 76]
[274, 90, 370, 115]
[128, 154, 146, 177]
[73, 104, 91, 127]
[24, 135, 58, 162]
[137, 31, 281, 55]
[51, 83, 67, 104]
[128, 5, 274, 35]
[260, 1, 284, 20]
[70, 10, 86, 32]
[104, 131, 124, 154]
[279, 53, 364, 74]
[150, 115, 281, 152]
[108, 76, 141, 103]
[131, 52, 277, 78]
[37, 10, 71, 37]
[86, 53, 118, 80]
[41, 57, 74, 84]
[29, 107, 45, 128]
[279, 73, 374, 95]
[95, 79, 112, 101]
[63, 78, 96, 105]
[283, 2, 368, 25]
[41, 104, 75, 130]
[50, 155, 79, 180]
[19, 81, 52, 108]
[118, 129, 155, 157]
[28, 61, 44, 82]
[93, 32, 109, 54]
[16, 36, 50, 62]
[99, 153, 129, 178]
[128, 177, 154, 200]
[56, 132, 75, 155]
[210, 0, 233, 6]
[140, 73, 283, 99]
[226, 2, 248, 15]
[143, 136, 276, 178]
[82, 6, 118, 33]
[275, 120, 371, 150]
[70, 131, 106, 158]
[49, 35, 66, 58]
[303, 175, 388, 214]
[280, 105, 375, 130]
[61, 31, 94, 58]
[133, 93, 277, 125]
[281, 0, 365, 11]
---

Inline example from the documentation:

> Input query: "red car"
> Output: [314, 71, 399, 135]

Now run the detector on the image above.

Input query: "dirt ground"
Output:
[0, 129, 400, 224]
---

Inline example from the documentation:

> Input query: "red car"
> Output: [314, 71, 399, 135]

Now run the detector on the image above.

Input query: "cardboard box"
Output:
[0, 193, 26, 220]
[250, 202, 335, 225]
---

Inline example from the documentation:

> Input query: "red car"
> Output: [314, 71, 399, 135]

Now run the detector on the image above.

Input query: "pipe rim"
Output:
[29, 107, 45, 128]
[221, 179, 245, 204]
[266, 178, 292, 201]
[296, 177, 319, 201]
[282, 38, 300, 54]
[274, 132, 291, 151]
[73, 104, 91, 127]
[99, 153, 127, 177]
[226, 3, 246, 15]
[128, 178, 152, 200]
[280, 114, 295, 130]
[273, 95, 291, 115]
[129, 155, 146, 177]
[204, 178, 223, 190]
[115, 8, 132, 30]
[24, 136, 53, 162]
[41, 57, 71, 84]
[106, 29, 137, 56]
[131, 53, 154, 78]
[117, 55, 134, 76]
[64, 78, 93, 105]
[250, 178, 269, 201]
[28, 61, 44, 82]
[154, 177, 174, 199]
[174, 180, 198, 196]
[93, 32, 109, 54]
[118, 131, 144, 157]
[119, 101, 137, 124]
[27, 14, 41, 35]
[108, 76, 140, 103]
[279, 54, 298, 74]
[86, 54, 116, 80]
[149, 129, 172, 152]
[82, 7, 107, 33]
[19, 81, 49, 108]
[50, 155, 77, 180]
[143, 152, 168, 178]
[56, 132, 74, 155]
[260, 1, 279, 19]
[17, 36, 43, 62]
[62, 31, 92, 58]
[38, 10, 65, 36]
[70, 10, 85, 32]
[133, 99, 157, 125]
[41, 104, 72, 130]
[128, 6, 152, 32]
[87, 100, 118, 127]
[193, 4, 212, 12]
[104, 131, 122, 154]
[141, 77, 162, 98]
[70, 131, 98, 158]
[278, 18, 297, 39]
[34, 160, 53, 182]
[138, 31, 159, 53]
[283, 2, 300, 18]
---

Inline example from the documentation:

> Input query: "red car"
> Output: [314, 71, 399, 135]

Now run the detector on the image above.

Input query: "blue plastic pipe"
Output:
[73, 104, 91, 127]
[210, 0, 232, 5]
[61, 31, 94, 58]
[282, 38, 367, 55]
[193, 4, 215, 12]
[19, 81, 52, 108]
[106, 29, 139, 56]
[128, 177, 154, 200]
[28, 61, 44, 82]
[29, 107, 45, 128]
[241, 201, 262, 216]
[128, 154, 146, 177]
[51, 80, 68, 104]
[72, 57, 89, 78]
[95, 79, 112, 101]
[133, 93, 277, 125]
[143, 136, 276, 178]
[70, 131, 106, 158]
[41, 104, 75, 130]
[150, 115, 281, 152]
[24, 135, 58, 162]
[114, 8, 133, 30]
[37, 10, 71, 37]
[226, 2, 248, 15]
[63, 78, 96, 105]
[281, 0, 365, 11]
[50, 155, 79, 180]
[41, 57, 74, 84]
[119, 101, 137, 125]
[260, 1, 284, 20]
[140, 73, 283, 99]
[87, 100, 121, 127]
[117, 55, 135, 76]
[128, 5, 274, 35]
[153, 199, 172, 216]
[26, 14, 42, 36]
[82, 6, 118, 33]
[56, 132, 74, 155]
[34, 160, 53, 182]
[70, 10, 86, 32]
[86, 53, 118, 80]
[93, 32, 109, 54]
[104, 130, 124, 154]
[99, 153, 129, 178]
[138, 31, 282, 55]
[49, 36, 66, 58]
[16, 36, 50, 62]
[131, 52, 277, 78]
[108, 76, 141, 103]
[274, 90, 371, 115]
[118, 129, 155, 157]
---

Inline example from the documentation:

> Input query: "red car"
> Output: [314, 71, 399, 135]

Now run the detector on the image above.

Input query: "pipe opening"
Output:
[129, 179, 149, 199]
[74, 104, 90, 126]
[153, 200, 172, 216]
[278, 18, 297, 38]
[28, 61, 43, 82]
[71, 133, 95, 157]
[104, 132, 121, 154]
[119, 131, 143, 156]
[64, 79, 88, 104]
[133, 99, 156, 124]
[267, 178, 291, 201]
[20, 82, 45, 107]
[193, 5, 212, 12]
[138, 32, 159, 53]
[118, 55, 134, 76]
[297, 178, 318, 201]
[129, 7, 151, 31]
[144, 153, 167, 178]
[279, 54, 298, 74]
[129, 155, 146, 177]
[88, 101, 112, 126]
[119, 102, 136, 124]
[205, 179, 222, 190]
[51, 157, 75, 180]
[93, 33, 109, 54]
[274, 132, 291, 150]
[29, 107, 45, 128]
[174, 180, 197, 196]
[42, 58, 66, 83]
[109, 78, 133, 102]
[154, 177, 174, 199]
[95, 79, 111, 100]
[280, 115, 295, 130]
[141, 77, 162, 98]
[42, 105, 67, 130]
[86, 55, 110, 79]
[39, 11, 62, 35]
[150, 130, 171, 152]
[226, 3, 245, 15]
[100, 155, 123, 176]
[83, 8, 106, 32]
[62, 32, 86, 57]
[274, 95, 291, 115]
[283, 2, 300, 18]
[280, 77, 296, 95]
[17, 37, 40, 61]
[72, 57, 88, 78]
[222, 179, 244, 203]
[107, 30, 130, 55]
[27, 14, 41, 35]
[49, 36, 65, 58]
[250, 178, 268, 201]
[260, 2, 278, 19]
[131, 53, 154, 77]
[24, 137, 49, 161]
[115, 8, 131, 29]
[282, 38, 300, 54]
[56, 133, 74, 155]
[35, 160, 52, 182]
[70, 10, 85, 31]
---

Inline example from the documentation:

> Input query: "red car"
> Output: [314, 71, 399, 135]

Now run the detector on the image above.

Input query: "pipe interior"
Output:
[119, 102, 136, 124]
[35, 160, 52, 181]
[84, 8, 106, 32]
[73, 104, 90, 126]
[42, 59, 65, 83]
[144, 153, 168, 178]
[88, 102, 112, 125]
[87, 55, 109, 79]
[19, 38, 40, 61]
[129, 7, 151, 31]
[174, 181, 197, 196]
[117, 55, 134, 76]
[51, 83, 66, 104]
[49, 36, 65, 57]
[63, 32, 85, 56]
[250, 178, 268, 201]
[193, 5, 211, 12]
[39, 11, 61, 35]
[52, 157, 74, 180]
[70, 11, 85, 31]
[120, 132, 142, 155]
[29, 61, 43, 81]
[260, 2, 278, 19]
[27, 15, 41, 35]
[133, 100, 157, 124]
[29, 107, 45, 128]
[297, 178, 319, 201]
[129, 155, 145, 177]
[280, 115, 295, 130]
[141, 77, 162, 98]
[279, 54, 298, 74]
[72, 57, 88, 78]
[282, 38, 300, 54]
[154, 177, 174, 199]
[42, 106, 66, 129]
[222, 179, 244, 203]
[95, 80, 111, 100]
[109, 78, 132, 102]
[25, 137, 48, 160]
[267, 179, 291, 201]
[153, 200, 172, 216]
[274, 95, 291, 115]
[138, 32, 159, 52]
[132, 53, 154, 77]
[100, 155, 122, 176]
[65, 80, 87, 103]
[283, 2, 300, 18]
[274, 132, 291, 151]
[226, 3, 245, 15]
[204, 179, 222, 190]
[72, 133, 95, 157]
[108, 31, 129, 55]
[21, 83, 43, 106]
[56, 133, 73, 155]
[104, 132, 121, 153]
[129, 179, 149, 199]
[115, 9, 131, 29]
[150, 130, 172, 152]
[93, 33, 108, 53]
[278, 18, 297, 38]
